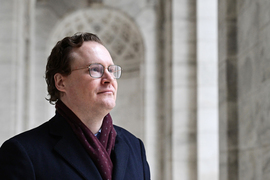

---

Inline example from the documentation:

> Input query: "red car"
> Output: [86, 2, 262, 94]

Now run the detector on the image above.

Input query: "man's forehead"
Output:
[69, 41, 113, 67]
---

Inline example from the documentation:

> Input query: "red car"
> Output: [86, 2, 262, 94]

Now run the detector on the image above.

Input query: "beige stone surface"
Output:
[5, 0, 270, 180]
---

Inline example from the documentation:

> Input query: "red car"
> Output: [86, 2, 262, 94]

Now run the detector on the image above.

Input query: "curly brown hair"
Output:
[45, 32, 103, 104]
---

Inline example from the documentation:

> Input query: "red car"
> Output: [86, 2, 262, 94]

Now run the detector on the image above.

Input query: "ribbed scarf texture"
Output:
[56, 100, 117, 180]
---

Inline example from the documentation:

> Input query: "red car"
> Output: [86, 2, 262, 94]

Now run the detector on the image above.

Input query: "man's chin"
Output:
[101, 100, 116, 110]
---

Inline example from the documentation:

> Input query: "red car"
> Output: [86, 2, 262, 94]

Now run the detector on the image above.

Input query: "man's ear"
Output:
[54, 73, 66, 93]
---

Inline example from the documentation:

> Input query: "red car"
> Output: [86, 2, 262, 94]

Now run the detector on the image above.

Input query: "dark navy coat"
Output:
[0, 113, 150, 180]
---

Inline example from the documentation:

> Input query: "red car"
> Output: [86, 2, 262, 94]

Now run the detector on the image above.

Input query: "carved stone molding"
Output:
[49, 6, 144, 76]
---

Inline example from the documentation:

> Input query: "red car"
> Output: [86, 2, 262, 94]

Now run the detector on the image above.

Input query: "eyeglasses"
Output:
[71, 63, 122, 79]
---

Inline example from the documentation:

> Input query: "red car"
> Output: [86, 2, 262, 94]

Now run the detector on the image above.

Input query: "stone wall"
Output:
[219, 0, 270, 179]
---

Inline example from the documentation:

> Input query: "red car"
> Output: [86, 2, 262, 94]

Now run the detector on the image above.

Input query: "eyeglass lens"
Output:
[89, 64, 121, 78]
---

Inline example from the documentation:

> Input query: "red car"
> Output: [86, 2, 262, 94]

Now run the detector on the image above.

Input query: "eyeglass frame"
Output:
[71, 63, 122, 79]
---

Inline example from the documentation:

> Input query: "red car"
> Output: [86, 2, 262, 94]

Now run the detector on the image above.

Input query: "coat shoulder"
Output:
[0, 114, 67, 153]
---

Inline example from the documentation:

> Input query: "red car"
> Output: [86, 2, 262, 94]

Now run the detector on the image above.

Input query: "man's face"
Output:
[60, 41, 118, 115]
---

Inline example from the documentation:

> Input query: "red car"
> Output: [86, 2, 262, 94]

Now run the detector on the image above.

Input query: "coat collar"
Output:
[49, 113, 130, 180]
[49, 113, 102, 180]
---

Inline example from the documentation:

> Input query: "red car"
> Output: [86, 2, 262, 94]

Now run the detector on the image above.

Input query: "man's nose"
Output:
[101, 69, 114, 83]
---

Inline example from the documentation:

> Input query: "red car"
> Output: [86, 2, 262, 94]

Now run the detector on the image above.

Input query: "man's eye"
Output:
[108, 67, 116, 73]
[91, 67, 100, 72]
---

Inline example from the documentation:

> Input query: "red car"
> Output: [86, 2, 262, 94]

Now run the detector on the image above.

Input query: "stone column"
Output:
[197, 0, 219, 179]
[172, 0, 197, 179]
[156, 0, 173, 179]
[219, 0, 239, 180]
[0, 0, 35, 144]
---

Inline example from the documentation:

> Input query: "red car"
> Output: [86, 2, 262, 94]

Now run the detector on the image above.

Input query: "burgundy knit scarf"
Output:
[56, 100, 117, 180]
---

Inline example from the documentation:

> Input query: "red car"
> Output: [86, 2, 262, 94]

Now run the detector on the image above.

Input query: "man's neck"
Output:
[60, 99, 109, 134]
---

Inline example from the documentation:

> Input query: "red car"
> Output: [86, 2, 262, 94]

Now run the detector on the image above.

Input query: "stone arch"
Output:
[48, 5, 145, 139]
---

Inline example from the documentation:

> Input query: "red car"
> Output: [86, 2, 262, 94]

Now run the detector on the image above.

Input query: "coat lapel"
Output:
[49, 114, 102, 180]
[112, 133, 130, 180]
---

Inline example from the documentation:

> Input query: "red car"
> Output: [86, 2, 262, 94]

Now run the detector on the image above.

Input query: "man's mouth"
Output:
[97, 90, 114, 94]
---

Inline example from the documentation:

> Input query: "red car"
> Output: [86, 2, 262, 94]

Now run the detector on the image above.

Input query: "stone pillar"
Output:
[172, 0, 197, 179]
[219, 0, 239, 180]
[156, 0, 173, 179]
[0, 0, 35, 144]
[197, 0, 219, 179]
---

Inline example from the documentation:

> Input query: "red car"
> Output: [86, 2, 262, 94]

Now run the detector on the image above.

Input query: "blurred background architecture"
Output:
[0, 0, 269, 180]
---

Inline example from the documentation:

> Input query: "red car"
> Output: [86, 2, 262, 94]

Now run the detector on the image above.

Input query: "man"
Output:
[0, 32, 150, 180]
